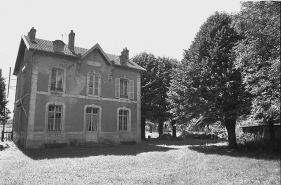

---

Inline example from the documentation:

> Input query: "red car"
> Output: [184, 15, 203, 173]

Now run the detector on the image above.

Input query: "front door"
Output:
[85, 107, 99, 141]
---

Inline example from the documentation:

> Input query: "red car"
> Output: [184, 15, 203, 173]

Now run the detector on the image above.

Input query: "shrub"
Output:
[69, 139, 78, 146]
[236, 127, 280, 151]
[159, 133, 172, 140]
[179, 131, 219, 140]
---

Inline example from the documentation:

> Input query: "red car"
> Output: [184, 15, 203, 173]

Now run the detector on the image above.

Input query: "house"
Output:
[12, 27, 145, 148]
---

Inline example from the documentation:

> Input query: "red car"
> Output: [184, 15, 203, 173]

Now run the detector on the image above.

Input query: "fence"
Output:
[1, 131, 13, 141]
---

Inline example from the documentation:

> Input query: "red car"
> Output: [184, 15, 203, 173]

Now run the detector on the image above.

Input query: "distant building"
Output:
[13, 27, 145, 148]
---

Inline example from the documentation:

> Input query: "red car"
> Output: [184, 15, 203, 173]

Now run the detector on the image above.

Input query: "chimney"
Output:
[121, 47, 129, 58]
[68, 30, 75, 51]
[28, 27, 36, 42]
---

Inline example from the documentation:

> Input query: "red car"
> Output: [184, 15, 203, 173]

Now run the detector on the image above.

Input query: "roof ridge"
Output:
[24, 35, 89, 51]
[22, 35, 145, 71]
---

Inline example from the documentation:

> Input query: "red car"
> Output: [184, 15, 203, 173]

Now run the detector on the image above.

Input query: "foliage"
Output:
[236, 127, 280, 151]
[168, 12, 249, 148]
[0, 69, 9, 120]
[133, 53, 177, 135]
[233, 1, 280, 122]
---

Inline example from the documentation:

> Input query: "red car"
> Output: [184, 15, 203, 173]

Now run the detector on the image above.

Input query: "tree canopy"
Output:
[233, 1, 280, 121]
[233, 1, 280, 139]
[168, 12, 249, 148]
[133, 52, 177, 135]
[0, 69, 8, 120]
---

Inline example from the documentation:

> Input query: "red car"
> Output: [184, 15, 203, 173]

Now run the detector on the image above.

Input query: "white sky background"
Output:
[0, 0, 241, 117]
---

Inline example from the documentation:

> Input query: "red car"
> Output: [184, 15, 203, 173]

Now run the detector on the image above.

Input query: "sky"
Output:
[0, 0, 241, 117]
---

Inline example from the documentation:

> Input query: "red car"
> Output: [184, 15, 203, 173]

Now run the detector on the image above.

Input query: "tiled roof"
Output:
[23, 35, 87, 57]
[113, 57, 146, 71]
[23, 35, 145, 71]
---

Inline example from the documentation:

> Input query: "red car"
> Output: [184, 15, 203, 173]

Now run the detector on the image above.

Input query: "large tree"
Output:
[0, 69, 8, 121]
[169, 12, 250, 148]
[233, 2, 280, 140]
[133, 53, 176, 136]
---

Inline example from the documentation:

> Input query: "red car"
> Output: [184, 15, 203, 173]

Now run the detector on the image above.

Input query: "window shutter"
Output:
[129, 80, 134, 99]
[98, 75, 101, 96]
[115, 78, 120, 98]
[86, 74, 90, 95]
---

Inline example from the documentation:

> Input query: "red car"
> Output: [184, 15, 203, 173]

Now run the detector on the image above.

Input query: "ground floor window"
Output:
[48, 105, 62, 130]
[117, 107, 131, 131]
[119, 110, 128, 131]
[86, 107, 99, 131]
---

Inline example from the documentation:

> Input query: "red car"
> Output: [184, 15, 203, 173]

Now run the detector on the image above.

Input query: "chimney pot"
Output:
[121, 47, 129, 59]
[29, 27, 36, 42]
[68, 30, 75, 51]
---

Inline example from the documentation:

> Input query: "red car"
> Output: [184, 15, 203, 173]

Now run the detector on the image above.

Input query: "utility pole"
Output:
[1, 67, 10, 142]
[7, 67, 11, 98]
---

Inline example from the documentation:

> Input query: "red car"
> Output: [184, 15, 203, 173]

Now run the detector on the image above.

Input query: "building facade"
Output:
[13, 27, 145, 148]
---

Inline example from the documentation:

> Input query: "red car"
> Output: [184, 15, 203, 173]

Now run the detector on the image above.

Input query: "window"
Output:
[120, 79, 128, 98]
[47, 105, 62, 131]
[51, 68, 64, 92]
[86, 107, 99, 131]
[115, 78, 134, 99]
[87, 73, 101, 96]
[117, 107, 131, 132]
[119, 110, 128, 131]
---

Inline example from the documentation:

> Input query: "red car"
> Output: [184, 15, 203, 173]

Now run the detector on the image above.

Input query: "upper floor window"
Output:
[51, 68, 64, 92]
[48, 105, 62, 131]
[120, 79, 128, 98]
[87, 73, 101, 96]
[115, 78, 134, 99]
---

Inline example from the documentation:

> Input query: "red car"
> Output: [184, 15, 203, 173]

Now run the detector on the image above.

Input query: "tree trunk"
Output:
[141, 116, 146, 140]
[158, 119, 164, 136]
[268, 117, 275, 140]
[225, 118, 237, 149]
[171, 120, 177, 138]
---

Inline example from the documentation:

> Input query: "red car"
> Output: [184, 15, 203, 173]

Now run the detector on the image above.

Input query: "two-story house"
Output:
[13, 27, 145, 148]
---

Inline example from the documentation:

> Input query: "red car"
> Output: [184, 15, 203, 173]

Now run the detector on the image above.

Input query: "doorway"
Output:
[85, 107, 99, 141]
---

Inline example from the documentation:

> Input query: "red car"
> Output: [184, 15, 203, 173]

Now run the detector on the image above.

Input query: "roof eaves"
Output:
[128, 60, 146, 71]
[13, 36, 28, 75]
[22, 35, 30, 50]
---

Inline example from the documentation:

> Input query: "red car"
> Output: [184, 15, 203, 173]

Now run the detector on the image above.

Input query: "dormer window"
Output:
[52, 40, 65, 53]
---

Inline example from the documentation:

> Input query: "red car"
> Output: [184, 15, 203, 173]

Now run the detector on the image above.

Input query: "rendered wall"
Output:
[13, 49, 33, 147]
[25, 49, 141, 148]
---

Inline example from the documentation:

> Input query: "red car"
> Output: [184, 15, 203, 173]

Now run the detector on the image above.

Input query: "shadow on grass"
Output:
[188, 144, 280, 160]
[144, 138, 225, 146]
[21, 143, 174, 160]
[20, 138, 225, 160]
[0, 142, 11, 151]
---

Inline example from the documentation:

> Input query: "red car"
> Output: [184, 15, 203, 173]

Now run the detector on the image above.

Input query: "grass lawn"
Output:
[0, 139, 280, 185]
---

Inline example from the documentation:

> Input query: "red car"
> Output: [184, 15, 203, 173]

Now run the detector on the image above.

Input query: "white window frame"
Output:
[84, 104, 102, 132]
[44, 102, 65, 132]
[49, 67, 66, 93]
[117, 107, 131, 132]
[87, 72, 101, 97]
[115, 77, 134, 100]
